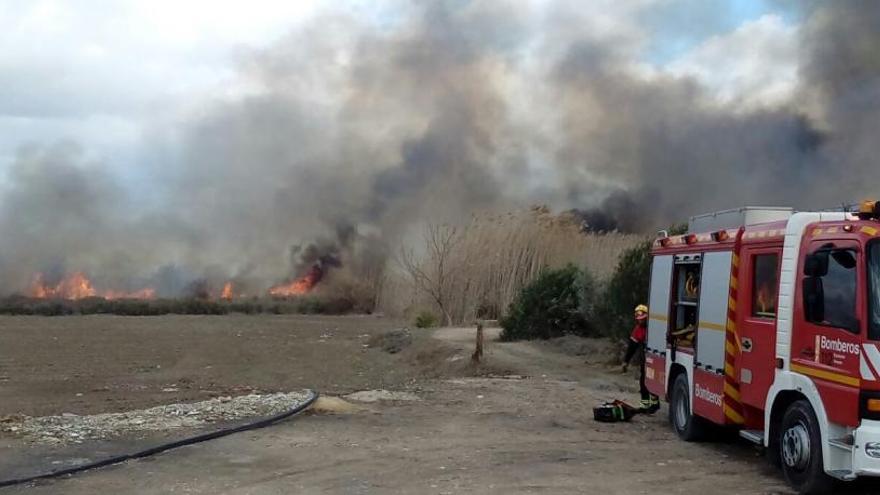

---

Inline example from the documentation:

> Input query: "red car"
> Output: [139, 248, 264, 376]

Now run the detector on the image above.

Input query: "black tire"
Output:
[669, 373, 708, 441]
[767, 436, 782, 468]
[778, 400, 834, 495]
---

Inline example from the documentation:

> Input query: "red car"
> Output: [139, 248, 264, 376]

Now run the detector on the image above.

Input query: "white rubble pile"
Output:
[1, 391, 311, 445]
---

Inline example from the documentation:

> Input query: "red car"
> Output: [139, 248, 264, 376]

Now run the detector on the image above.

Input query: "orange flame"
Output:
[30, 272, 96, 299]
[29, 272, 155, 300]
[267, 265, 322, 297]
[221, 281, 235, 300]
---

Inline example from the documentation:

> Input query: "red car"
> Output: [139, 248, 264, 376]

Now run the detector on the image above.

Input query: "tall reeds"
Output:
[381, 206, 646, 324]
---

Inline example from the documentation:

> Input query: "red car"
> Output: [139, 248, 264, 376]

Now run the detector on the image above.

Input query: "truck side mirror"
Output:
[803, 277, 825, 323]
[804, 251, 829, 277]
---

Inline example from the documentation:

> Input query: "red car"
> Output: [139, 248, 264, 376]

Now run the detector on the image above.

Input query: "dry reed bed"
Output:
[380, 207, 646, 324]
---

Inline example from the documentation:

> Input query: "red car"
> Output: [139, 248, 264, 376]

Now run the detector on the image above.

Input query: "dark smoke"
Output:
[566, 189, 662, 233]
[184, 279, 213, 300]
[1, 1, 878, 294]
[282, 223, 352, 283]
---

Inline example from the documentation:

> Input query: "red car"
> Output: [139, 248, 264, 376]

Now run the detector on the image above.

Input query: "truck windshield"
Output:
[870, 241, 880, 340]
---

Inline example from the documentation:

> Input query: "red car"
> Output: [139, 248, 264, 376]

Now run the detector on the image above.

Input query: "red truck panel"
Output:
[693, 369, 726, 424]
[645, 352, 666, 397]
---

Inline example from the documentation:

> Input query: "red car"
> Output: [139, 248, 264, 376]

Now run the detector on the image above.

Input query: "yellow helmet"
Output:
[634, 304, 648, 314]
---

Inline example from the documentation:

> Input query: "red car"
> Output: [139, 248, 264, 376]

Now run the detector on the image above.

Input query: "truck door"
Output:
[645, 255, 673, 397]
[791, 239, 863, 426]
[736, 247, 781, 409]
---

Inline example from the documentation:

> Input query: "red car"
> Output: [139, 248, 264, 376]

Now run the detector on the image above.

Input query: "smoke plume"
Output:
[1, 1, 878, 295]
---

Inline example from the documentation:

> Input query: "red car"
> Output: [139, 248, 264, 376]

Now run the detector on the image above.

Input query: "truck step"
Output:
[739, 430, 764, 445]
[827, 470, 857, 481]
[829, 437, 854, 452]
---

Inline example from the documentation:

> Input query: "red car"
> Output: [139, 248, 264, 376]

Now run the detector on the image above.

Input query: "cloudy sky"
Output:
[0, 0, 797, 174]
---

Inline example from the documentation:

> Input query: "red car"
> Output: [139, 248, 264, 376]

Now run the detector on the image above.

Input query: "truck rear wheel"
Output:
[669, 372, 707, 441]
[778, 400, 833, 494]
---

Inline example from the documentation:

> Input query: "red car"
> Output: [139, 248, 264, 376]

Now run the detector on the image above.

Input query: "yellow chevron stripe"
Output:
[726, 340, 738, 356]
[724, 382, 741, 402]
[730, 276, 738, 290]
[862, 226, 879, 236]
[790, 363, 860, 387]
[728, 297, 737, 311]
[732, 254, 740, 267]
[725, 363, 736, 378]
[724, 404, 745, 424]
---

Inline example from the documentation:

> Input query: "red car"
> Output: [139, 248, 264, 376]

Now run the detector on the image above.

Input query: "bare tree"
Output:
[399, 223, 464, 326]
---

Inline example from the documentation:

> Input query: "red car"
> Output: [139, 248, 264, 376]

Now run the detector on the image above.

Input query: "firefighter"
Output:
[622, 304, 660, 413]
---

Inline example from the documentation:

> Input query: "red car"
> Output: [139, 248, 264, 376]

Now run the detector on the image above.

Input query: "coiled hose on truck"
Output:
[0, 389, 320, 489]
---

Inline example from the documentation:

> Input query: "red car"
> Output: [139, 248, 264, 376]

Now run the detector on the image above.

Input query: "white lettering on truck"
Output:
[694, 383, 722, 407]
[819, 335, 860, 356]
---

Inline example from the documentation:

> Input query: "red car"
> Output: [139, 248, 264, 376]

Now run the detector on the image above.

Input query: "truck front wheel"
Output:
[669, 373, 707, 441]
[778, 400, 833, 494]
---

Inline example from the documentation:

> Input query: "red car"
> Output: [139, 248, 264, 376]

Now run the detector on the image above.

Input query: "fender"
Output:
[765, 371, 851, 473]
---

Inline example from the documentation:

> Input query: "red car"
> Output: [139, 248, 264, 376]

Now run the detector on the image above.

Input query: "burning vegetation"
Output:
[24, 269, 323, 302]
[25, 270, 327, 302]
[29, 272, 156, 301]
[17, 223, 366, 305]
[268, 264, 324, 298]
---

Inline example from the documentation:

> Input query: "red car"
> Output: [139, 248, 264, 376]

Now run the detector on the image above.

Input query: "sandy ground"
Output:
[2, 316, 880, 494]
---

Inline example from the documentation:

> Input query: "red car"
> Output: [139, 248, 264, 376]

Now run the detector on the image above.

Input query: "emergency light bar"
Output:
[858, 200, 880, 220]
[711, 230, 729, 242]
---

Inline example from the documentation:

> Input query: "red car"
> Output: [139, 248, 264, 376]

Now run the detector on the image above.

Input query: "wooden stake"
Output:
[472, 321, 484, 364]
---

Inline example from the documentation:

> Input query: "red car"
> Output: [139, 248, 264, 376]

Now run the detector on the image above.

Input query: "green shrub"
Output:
[33, 302, 74, 316]
[594, 224, 685, 339]
[319, 296, 357, 314]
[593, 240, 651, 338]
[500, 264, 597, 341]
[295, 296, 325, 314]
[414, 311, 438, 328]
[0, 293, 363, 317]
[229, 301, 262, 314]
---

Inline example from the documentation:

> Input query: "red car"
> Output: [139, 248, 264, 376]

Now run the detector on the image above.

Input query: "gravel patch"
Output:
[1, 391, 312, 445]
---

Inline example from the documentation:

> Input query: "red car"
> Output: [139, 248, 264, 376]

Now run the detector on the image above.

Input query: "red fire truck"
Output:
[645, 202, 880, 494]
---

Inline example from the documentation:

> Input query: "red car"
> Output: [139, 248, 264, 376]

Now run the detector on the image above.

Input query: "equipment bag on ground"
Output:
[593, 400, 637, 422]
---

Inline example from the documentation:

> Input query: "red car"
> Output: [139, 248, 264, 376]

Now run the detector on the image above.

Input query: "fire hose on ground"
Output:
[0, 389, 320, 489]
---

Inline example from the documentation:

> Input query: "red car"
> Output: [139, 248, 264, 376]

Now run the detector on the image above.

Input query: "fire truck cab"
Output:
[645, 202, 880, 494]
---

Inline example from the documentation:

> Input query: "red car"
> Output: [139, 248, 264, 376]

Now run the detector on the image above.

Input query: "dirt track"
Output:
[2, 316, 880, 493]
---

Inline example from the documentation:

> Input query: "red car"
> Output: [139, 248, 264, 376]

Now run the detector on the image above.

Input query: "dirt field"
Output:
[1, 315, 879, 494]
[0, 314, 434, 418]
